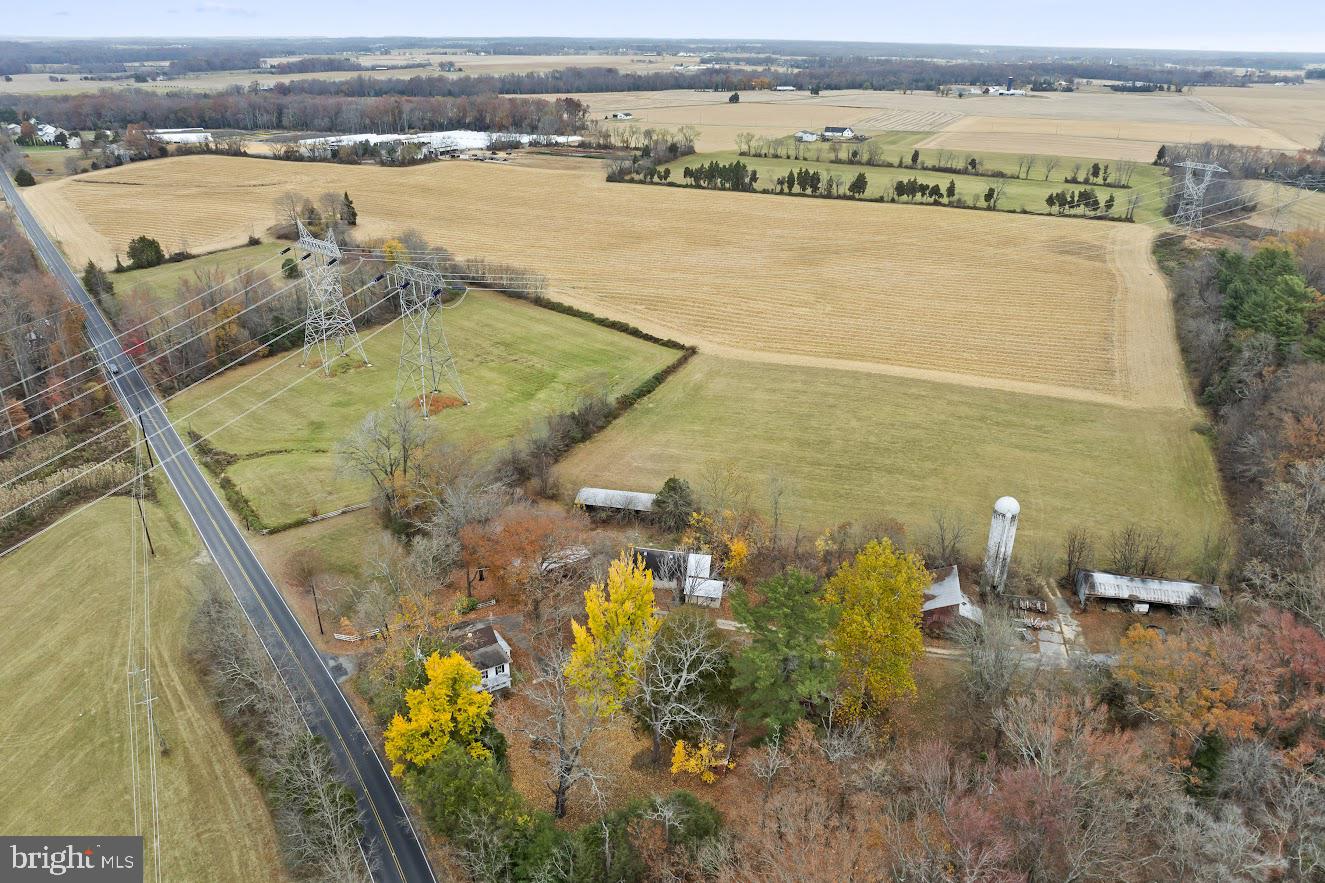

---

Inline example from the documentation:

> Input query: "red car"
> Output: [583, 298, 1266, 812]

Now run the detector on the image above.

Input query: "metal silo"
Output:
[982, 496, 1019, 594]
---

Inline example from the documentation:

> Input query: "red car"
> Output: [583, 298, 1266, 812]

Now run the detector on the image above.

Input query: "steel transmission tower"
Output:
[391, 263, 467, 414]
[297, 220, 370, 373]
[1174, 160, 1226, 231]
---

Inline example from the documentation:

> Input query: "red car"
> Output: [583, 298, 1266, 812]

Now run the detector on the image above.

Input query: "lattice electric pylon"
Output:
[390, 263, 467, 415]
[298, 219, 370, 374]
[1174, 160, 1226, 231]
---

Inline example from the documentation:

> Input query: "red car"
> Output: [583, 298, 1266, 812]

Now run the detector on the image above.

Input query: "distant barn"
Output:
[1075, 570, 1222, 612]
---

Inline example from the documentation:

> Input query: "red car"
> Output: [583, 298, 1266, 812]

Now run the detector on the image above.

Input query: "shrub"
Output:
[13, 168, 35, 186]
[126, 235, 165, 269]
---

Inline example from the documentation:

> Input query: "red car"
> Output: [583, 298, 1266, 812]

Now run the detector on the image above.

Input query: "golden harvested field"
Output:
[0, 496, 285, 881]
[1196, 82, 1325, 150]
[29, 153, 1187, 406]
[918, 113, 1299, 161]
[569, 87, 1297, 157]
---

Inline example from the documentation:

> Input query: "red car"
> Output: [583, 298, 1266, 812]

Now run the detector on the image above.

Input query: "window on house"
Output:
[495, 664, 505, 675]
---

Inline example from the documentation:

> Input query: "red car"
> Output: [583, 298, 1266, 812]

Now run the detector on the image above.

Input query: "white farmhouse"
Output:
[458, 625, 513, 692]
[794, 130, 820, 142]
[822, 126, 855, 139]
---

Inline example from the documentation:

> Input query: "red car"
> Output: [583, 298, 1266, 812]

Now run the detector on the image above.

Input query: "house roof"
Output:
[457, 625, 511, 671]
[1076, 570, 1222, 608]
[575, 487, 655, 512]
[823, 126, 852, 132]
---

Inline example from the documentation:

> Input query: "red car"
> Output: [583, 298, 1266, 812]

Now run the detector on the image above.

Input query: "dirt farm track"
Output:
[26, 153, 1189, 408]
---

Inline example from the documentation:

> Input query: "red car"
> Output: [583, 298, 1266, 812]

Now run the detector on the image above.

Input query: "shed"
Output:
[794, 130, 819, 142]
[633, 547, 726, 607]
[457, 624, 513, 692]
[922, 565, 983, 633]
[1075, 570, 1222, 611]
[575, 487, 655, 514]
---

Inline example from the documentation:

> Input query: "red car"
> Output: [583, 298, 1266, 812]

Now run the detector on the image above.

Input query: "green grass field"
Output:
[664, 136, 1171, 223]
[556, 355, 1226, 561]
[115, 240, 288, 303]
[170, 290, 680, 526]
[0, 496, 286, 881]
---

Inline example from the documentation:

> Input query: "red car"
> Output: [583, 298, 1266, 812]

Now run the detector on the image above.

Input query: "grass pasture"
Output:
[169, 288, 678, 526]
[0, 497, 285, 881]
[663, 145, 1171, 222]
[556, 355, 1226, 556]
[114, 240, 288, 303]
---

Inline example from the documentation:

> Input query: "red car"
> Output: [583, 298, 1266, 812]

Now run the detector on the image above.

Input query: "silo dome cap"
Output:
[994, 496, 1020, 515]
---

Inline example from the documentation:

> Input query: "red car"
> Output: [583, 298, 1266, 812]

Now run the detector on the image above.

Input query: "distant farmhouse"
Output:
[607, 111, 635, 121]
[822, 126, 855, 139]
[1075, 570, 1223, 613]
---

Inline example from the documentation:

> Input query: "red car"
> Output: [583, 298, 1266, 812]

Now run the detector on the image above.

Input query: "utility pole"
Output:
[134, 422, 155, 557]
[390, 263, 468, 415]
[297, 220, 370, 374]
[1174, 160, 1226, 231]
[309, 580, 325, 635]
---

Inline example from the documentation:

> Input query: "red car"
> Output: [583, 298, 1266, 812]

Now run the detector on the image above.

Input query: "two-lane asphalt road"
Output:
[0, 171, 436, 883]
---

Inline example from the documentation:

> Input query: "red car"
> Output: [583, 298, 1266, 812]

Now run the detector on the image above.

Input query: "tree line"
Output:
[4, 91, 590, 137]
[739, 136, 1140, 188]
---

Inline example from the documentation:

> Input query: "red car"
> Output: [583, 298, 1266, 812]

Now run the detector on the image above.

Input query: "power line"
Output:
[0, 248, 292, 404]
[0, 278, 394, 535]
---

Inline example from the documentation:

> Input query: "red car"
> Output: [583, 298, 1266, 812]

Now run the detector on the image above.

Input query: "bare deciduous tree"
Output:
[627, 607, 726, 764]
[337, 402, 432, 525]
[508, 647, 607, 818]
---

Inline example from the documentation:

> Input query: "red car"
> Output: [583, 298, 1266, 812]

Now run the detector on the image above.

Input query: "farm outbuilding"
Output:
[922, 565, 983, 633]
[794, 130, 820, 142]
[575, 487, 656, 515]
[633, 547, 726, 608]
[1075, 570, 1222, 612]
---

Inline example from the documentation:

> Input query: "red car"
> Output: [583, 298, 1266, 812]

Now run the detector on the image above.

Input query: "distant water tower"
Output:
[982, 496, 1020, 594]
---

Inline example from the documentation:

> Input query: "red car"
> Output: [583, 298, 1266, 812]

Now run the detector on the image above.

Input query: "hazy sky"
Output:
[5, 0, 1324, 55]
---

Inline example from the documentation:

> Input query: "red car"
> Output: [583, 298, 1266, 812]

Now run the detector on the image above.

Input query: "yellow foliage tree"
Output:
[565, 553, 659, 715]
[670, 739, 733, 784]
[823, 539, 926, 719]
[382, 238, 406, 265]
[384, 651, 493, 777]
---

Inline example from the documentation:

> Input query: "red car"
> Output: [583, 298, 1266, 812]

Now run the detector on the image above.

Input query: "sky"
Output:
[4, 0, 1324, 55]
